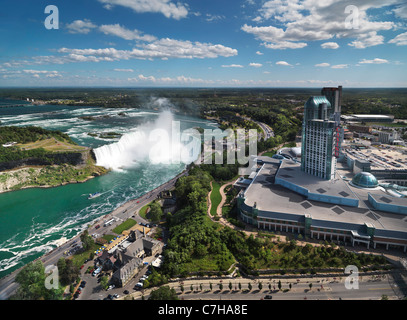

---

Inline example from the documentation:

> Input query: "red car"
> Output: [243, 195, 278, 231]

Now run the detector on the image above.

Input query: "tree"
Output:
[58, 258, 79, 286]
[248, 283, 252, 291]
[309, 283, 313, 290]
[100, 276, 109, 290]
[143, 279, 150, 288]
[11, 261, 64, 300]
[148, 286, 179, 300]
[278, 280, 282, 291]
[195, 244, 208, 257]
[209, 282, 213, 291]
[149, 201, 163, 223]
[180, 285, 184, 293]
[258, 282, 263, 291]
[229, 282, 233, 291]
[238, 282, 242, 291]
[80, 230, 94, 251]
[219, 283, 223, 291]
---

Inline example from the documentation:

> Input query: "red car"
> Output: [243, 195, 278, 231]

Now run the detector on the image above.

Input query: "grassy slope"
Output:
[209, 181, 222, 216]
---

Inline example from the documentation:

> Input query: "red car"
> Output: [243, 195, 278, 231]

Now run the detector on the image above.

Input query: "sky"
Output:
[0, 0, 406, 88]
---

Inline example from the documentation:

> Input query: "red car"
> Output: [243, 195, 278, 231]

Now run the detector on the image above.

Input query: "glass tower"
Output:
[301, 96, 337, 180]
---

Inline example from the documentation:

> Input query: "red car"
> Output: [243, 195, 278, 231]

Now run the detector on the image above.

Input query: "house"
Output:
[101, 231, 161, 287]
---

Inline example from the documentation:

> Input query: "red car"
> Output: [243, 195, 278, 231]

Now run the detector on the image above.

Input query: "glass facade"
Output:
[351, 172, 379, 188]
[301, 96, 336, 180]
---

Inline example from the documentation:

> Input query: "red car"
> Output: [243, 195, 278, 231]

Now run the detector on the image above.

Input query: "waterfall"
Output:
[94, 110, 200, 171]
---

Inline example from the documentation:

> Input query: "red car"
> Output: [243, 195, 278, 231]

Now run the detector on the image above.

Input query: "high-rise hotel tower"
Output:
[301, 86, 342, 180]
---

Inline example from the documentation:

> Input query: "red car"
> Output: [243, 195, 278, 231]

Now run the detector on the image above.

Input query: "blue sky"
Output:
[0, 0, 406, 87]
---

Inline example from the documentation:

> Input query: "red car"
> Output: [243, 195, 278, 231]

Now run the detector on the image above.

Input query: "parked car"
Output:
[123, 290, 129, 295]
[264, 295, 273, 300]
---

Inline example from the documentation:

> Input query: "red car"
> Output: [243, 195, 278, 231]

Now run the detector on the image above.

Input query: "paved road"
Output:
[239, 116, 274, 141]
[0, 169, 188, 300]
[126, 273, 405, 301]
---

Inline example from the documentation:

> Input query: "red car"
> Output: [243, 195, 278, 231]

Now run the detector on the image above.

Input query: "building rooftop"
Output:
[243, 158, 407, 238]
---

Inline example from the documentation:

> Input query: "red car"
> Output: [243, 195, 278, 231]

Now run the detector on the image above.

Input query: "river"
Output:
[0, 101, 217, 278]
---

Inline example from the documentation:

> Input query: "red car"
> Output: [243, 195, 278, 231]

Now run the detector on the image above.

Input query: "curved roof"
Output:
[305, 96, 331, 109]
[272, 154, 285, 160]
[351, 172, 379, 188]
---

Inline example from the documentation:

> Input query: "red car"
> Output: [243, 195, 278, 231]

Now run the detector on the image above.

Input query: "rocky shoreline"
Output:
[0, 150, 109, 194]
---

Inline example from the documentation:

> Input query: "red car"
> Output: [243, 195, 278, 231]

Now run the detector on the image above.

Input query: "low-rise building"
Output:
[237, 156, 407, 253]
[98, 230, 160, 287]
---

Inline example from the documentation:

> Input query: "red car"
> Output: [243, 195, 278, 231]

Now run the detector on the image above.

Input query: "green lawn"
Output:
[210, 181, 222, 216]
[139, 203, 151, 220]
[183, 254, 235, 273]
[71, 242, 100, 268]
[112, 218, 137, 234]
[103, 234, 116, 242]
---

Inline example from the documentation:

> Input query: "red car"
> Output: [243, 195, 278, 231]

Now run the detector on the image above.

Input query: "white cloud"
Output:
[393, 3, 407, 19]
[321, 42, 339, 49]
[315, 63, 330, 67]
[249, 63, 262, 67]
[359, 58, 389, 64]
[99, 24, 156, 42]
[256, 0, 305, 23]
[66, 20, 97, 34]
[256, 51, 264, 55]
[129, 74, 215, 85]
[262, 40, 307, 49]
[22, 70, 62, 78]
[331, 64, 348, 69]
[276, 61, 292, 66]
[5, 39, 237, 67]
[388, 32, 407, 46]
[242, 24, 308, 49]
[221, 64, 244, 68]
[205, 14, 225, 22]
[242, 0, 399, 50]
[114, 68, 134, 72]
[97, 0, 189, 20]
[348, 31, 385, 49]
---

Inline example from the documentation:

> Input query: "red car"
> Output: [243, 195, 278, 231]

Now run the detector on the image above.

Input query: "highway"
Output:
[239, 116, 274, 141]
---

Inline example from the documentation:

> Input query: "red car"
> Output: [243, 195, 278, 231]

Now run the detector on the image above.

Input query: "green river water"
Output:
[0, 101, 217, 278]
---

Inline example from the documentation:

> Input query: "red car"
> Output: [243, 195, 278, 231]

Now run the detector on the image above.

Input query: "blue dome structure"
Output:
[351, 172, 379, 189]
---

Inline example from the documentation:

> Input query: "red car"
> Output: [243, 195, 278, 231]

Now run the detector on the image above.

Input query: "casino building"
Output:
[237, 87, 407, 252]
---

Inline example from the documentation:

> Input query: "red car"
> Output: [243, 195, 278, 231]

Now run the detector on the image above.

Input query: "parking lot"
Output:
[344, 142, 407, 170]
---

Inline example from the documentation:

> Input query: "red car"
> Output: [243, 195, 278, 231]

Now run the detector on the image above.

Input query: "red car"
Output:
[95, 225, 100, 229]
